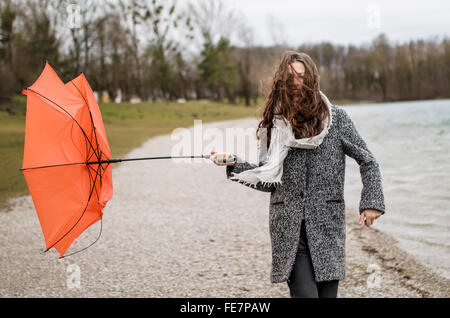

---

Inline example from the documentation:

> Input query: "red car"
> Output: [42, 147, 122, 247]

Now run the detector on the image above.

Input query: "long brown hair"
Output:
[256, 51, 328, 148]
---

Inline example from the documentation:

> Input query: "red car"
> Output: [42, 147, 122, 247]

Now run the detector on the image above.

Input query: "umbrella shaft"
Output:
[87, 155, 212, 165]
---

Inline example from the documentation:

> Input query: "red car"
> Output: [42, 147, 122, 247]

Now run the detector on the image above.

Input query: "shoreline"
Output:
[333, 97, 450, 106]
[342, 207, 450, 297]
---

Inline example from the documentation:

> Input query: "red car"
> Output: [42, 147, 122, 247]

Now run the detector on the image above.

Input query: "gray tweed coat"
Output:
[226, 105, 386, 283]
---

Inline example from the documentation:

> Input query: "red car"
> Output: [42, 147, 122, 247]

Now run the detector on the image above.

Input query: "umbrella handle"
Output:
[216, 154, 237, 164]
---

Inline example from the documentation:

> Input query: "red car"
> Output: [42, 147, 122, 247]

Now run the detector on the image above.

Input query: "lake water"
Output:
[341, 99, 450, 280]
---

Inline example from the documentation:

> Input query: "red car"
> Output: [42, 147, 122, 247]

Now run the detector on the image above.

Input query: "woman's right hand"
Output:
[210, 151, 236, 166]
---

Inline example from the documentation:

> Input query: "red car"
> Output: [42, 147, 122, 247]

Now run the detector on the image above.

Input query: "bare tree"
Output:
[234, 19, 256, 106]
[266, 13, 288, 47]
[187, 0, 240, 53]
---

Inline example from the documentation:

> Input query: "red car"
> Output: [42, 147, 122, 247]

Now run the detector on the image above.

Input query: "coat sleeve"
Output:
[225, 156, 277, 193]
[340, 109, 386, 215]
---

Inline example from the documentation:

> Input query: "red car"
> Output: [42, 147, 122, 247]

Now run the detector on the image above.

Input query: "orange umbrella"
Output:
[21, 62, 234, 258]
[21, 62, 113, 257]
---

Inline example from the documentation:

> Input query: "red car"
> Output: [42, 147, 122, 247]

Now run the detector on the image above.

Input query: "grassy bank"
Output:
[0, 96, 257, 211]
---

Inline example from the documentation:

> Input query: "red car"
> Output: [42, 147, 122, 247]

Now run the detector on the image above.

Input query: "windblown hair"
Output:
[256, 51, 328, 148]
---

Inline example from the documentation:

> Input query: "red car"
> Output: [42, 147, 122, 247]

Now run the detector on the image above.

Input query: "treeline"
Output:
[300, 35, 450, 102]
[1, 0, 449, 109]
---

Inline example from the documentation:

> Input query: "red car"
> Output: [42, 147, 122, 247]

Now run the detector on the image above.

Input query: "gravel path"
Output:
[1, 117, 448, 297]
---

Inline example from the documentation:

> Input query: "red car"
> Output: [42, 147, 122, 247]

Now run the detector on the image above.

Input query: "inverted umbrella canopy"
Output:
[21, 62, 234, 258]
[22, 62, 113, 257]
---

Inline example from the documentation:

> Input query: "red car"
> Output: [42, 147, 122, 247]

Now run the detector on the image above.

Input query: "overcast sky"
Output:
[226, 0, 450, 47]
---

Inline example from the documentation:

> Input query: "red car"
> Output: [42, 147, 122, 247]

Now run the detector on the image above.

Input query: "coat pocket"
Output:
[324, 199, 346, 228]
[270, 200, 284, 206]
[270, 189, 285, 206]
[269, 200, 286, 239]
[325, 199, 344, 204]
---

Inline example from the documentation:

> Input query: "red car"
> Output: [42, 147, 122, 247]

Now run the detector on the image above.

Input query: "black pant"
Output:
[287, 219, 339, 298]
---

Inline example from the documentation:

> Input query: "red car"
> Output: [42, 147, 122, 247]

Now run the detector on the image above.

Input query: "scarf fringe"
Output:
[230, 176, 283, 188]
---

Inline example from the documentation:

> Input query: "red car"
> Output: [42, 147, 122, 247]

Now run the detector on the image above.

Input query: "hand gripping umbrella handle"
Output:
[215, 154, 237, 164]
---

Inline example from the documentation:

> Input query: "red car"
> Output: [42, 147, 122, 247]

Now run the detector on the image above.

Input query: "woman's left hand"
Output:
[359, 209, 382, 227]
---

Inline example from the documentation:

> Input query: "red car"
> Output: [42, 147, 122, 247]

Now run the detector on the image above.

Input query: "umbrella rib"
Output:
[96, 163, 102, 200]
[60, 217, 103, 259]
[27, 88, 101, 162]
[21, 161, 87, 171]
[86, 164, 95, 199]
[87, 167, 93, 205]
[97, 162, 104, 197]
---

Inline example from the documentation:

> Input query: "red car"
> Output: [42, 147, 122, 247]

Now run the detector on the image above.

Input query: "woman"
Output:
[211, 51, 385, 298]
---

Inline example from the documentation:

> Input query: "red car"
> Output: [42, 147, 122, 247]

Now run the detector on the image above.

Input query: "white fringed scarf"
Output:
[229, 90, 334, 187]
